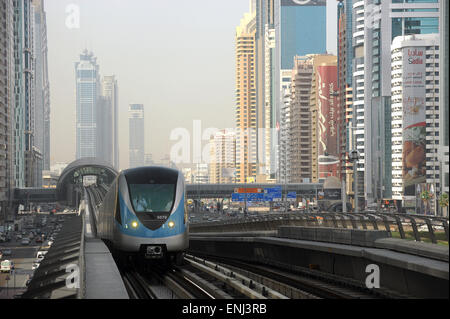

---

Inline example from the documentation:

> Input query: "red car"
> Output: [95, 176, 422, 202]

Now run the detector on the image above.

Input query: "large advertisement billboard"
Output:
[316, 65, 339, 180]
[402, 47, 426, 195]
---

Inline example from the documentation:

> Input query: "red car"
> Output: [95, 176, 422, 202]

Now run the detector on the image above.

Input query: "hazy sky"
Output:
[46, 0, 336, 170]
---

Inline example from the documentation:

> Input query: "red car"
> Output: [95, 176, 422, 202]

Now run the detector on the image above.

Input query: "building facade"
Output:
[0, 0, 15, 216]
[273, 0, 327, 182]
[75, 50, 100, 159]
[287, 55, 314, 183]
[391, 34, 440, 214]
[209, 130, 236, 184]
[102, 75, 119, 169]
[33, 0, 50, 172]
[96, 95, 113, 165]
[129, 104, 144, 168]
[235, 10, 257, 183]
[439, 0, 449, 204]
[363, 0, 440, 206]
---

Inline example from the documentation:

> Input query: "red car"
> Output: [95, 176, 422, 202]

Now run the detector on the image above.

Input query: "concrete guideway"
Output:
[189, 229, 449, 298]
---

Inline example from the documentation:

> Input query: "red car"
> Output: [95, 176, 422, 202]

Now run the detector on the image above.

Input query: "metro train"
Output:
[94, 166, 189, 264]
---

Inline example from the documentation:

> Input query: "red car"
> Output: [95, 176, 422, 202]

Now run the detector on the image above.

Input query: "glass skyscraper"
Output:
[278, 0, 327, 70]
[129, 104, 145, 168]
[75, 50, 100, 159]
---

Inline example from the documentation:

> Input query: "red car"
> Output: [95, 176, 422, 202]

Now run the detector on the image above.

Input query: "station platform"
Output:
[83, 199, 128, 299]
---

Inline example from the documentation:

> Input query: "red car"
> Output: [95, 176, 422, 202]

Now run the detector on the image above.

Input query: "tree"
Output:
[439, 193, 449, 217]
[420, 190, 433, 215]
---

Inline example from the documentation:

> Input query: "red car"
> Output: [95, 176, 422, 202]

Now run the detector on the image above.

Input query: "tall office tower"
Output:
[75, 50, 100, 159]
[209, 130, 236, 184]
[363, 0, 440, 206]
[0, 0, 15, 214]
[439, 0, 449, 205]
[33, 0, 50, 171]
[351, 0, 366, 209]
[273, 0, 327, 181]
[288, 56, 314, 183]
[252, 0, 274, 177]
[96, 96, 113, 165]
[129, 104, 144, 168]
[279, 83, 291, 184]
[337, 0, 355, 202]
[102, 75, 119, 169]
[391, 34, 440, 214]
[13, 0, 35, 188]
[264, 26, 276, 179]
[309, 55, 338, 183]
[235, 10, 257, 183]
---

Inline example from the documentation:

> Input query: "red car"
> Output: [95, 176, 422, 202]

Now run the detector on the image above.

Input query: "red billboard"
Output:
[316, 65, 339, 179]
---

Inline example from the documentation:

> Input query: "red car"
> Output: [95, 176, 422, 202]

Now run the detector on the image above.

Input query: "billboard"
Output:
[402, 47, 426, 195]
[316, 65, 339, 180]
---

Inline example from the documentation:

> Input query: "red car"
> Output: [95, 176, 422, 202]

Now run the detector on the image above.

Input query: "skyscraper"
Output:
[288, 55, 314, 183]
[391, 34, 440, 213]
[129, 104, 144, 168]
[0, 0, 15, 214]
[363, 0, 440, 205]
[273, 0, 327, 181]
[253, 0, 274, 177]
[351, 0, 365, 209]
[439, 0, 449, 204]
[235, 9, 257, 183]
[96, 95, 113, 165]
[337, 0, 354, 201]
[75, 50, 100, 159]
[13, 0, 35, 188]
[102, 75, 119, 169]
[33, 0, 50, 171]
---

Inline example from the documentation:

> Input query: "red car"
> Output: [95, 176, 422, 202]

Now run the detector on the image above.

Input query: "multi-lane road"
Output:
[0, 239, 39, 298]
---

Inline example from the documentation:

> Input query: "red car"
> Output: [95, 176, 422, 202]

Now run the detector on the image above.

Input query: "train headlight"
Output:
[168, 221, 175, 228]
[131, 221, 139, 229]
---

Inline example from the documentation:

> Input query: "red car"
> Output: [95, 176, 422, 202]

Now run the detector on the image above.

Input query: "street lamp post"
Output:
[349, 149, 360, 213]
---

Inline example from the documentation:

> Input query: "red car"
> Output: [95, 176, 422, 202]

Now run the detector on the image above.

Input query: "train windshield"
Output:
[129, 184, 175, 213]
[125, 168, 178, 213]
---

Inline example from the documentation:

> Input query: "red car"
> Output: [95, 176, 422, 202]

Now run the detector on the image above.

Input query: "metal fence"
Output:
[190, 211, 449, 245]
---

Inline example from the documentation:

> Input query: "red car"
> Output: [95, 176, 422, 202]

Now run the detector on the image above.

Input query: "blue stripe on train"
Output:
[116, 193, 186, 238]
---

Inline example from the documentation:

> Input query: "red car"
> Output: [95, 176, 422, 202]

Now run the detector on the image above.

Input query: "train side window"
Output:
[115, 188, 122, 225]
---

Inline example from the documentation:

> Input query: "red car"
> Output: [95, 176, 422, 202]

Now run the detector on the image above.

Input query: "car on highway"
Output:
[47, 240, 54, 246]
[1, 249, 12, 257]
[21, 238, 30, 245]
[1, 260, 14, 273]
[32, 262, 40, 270]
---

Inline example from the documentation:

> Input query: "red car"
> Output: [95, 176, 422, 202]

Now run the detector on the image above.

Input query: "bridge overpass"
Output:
[13, 183, 323, 203]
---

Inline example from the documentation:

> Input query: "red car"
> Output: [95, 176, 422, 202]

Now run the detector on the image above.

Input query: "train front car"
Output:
[114, 166, 188, 264]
